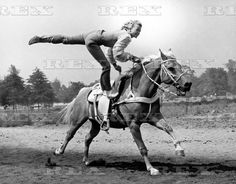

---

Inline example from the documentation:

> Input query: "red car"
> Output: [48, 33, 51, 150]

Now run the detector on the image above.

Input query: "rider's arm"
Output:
[105, 47, 117, 65]
[112, 33, 133, 62]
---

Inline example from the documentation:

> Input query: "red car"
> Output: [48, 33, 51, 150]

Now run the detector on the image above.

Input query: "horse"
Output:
[54, 49, 192, 175]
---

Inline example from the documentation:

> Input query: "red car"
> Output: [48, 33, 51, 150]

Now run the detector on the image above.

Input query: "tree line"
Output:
[0, 65, 97, 109]
[0, 59, 235, 108]
[188, 59, 236, 97]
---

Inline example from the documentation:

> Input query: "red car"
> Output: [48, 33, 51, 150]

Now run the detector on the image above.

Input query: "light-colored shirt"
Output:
[105, 30, 132, 65]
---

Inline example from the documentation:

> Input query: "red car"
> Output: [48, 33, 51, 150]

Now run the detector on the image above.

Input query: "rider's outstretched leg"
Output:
[28, 35, 85, 45]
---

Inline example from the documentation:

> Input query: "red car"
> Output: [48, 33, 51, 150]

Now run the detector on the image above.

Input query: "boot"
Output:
[98, 93, 111, 131]
[28, 35, 53, 45]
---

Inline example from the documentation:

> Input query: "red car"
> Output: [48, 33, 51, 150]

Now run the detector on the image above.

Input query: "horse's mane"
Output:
[125, 51, 177, 75]
[125, 55, 161, 74]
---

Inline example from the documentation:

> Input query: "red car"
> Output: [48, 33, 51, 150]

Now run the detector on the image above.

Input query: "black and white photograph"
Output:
[0, 0, 236, 183]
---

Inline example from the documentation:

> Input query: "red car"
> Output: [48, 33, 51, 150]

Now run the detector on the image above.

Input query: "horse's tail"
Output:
[59, 98, 77, 124]
[56, 87, 91, 125]
[56, 98, 76, 124]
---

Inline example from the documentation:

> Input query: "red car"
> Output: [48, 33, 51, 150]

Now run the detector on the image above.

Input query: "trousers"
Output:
[49, 30, 111, 91]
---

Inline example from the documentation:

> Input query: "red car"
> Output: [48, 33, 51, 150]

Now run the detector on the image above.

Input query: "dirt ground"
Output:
[0, 117, 236, 184]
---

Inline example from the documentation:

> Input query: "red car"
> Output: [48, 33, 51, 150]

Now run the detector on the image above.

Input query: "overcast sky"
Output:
[0, 0, 236, 85]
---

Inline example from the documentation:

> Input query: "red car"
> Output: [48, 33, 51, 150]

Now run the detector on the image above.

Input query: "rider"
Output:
[28, 20, 142, 130]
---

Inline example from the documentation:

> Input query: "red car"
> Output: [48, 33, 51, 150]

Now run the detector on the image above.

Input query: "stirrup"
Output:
[100, 120, 110, 132]
[103, 90, 118, 99]
[107, 92, 118, 99]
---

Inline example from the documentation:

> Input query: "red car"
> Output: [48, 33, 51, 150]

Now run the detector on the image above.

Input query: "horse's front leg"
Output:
[129, 120, 160, 175]
[149, 114, 185, 156]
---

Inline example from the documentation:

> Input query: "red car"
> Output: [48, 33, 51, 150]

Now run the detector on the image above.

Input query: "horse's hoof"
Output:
[82, 157, 90, 166]
[82, 160, 90, 166]
[84, 161, 90, 166]
[54, 148, 63, 156]
[45, 157, 57, 167]
[149, 168, 160, 175]
[175, 149, 185, 157]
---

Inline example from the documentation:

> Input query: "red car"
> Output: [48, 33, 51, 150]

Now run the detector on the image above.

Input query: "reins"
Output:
[141, 60, 176, 96]
[141, 58, 188, 96]
[113, 57, 188, 120]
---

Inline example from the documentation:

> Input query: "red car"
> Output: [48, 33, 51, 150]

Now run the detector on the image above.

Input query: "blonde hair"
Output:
[121, 20, 142, 30]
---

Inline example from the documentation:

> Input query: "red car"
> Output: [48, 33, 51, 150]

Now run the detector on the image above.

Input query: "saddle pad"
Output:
[87, 81, 115, 103]
[87, 88, 103, 102]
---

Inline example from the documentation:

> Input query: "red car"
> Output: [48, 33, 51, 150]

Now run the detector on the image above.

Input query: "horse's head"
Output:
[141, 49, 192, 96]
[157, 49, 192, 96]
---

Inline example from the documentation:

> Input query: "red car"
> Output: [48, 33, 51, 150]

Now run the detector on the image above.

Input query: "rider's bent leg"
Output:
[28, 35, 85, 45]
[85, 34, 112, 91]
[98, 94, 110, 130]
[85, 35, 113, 129]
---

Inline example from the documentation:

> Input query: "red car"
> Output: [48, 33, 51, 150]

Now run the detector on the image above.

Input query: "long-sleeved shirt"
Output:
[100, 30, 133, 65]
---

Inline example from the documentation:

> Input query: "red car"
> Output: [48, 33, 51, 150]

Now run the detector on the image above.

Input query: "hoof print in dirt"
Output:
[87, 159, 106, 166]
[45, 157, 57, 167]
[175, 150, 185, 157]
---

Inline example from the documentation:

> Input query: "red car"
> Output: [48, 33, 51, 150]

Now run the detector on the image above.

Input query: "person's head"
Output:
[121, 20, 142, 38]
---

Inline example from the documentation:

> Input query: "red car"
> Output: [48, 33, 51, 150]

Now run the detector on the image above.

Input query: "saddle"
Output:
[87, 83, 103, 102]
[87, 75, 129, 103]
[87, 64, 142, 131]
[87, 74, 130, 131]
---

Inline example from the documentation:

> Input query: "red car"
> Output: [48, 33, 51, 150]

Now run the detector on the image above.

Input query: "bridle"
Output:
[113, 58, 187, 119]
[113, 57, 187, 121]
[113, 57, 188, 120]
[141, 58, 188, 96]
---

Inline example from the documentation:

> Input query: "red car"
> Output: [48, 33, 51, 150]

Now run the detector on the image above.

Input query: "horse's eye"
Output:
[168, 67, 175, 72]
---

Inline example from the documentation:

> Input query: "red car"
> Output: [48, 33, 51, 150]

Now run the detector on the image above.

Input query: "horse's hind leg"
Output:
[54, 117, 88, 155]
[149, 115, 185, 157]
[82, 119, 100, 165]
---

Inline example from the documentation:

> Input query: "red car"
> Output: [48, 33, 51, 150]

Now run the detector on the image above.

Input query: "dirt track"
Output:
[0, 120, 236, 184]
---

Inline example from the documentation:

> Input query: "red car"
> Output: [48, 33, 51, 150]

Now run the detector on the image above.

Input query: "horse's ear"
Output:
[159, 49, 168, 60]
[168, 48, 172, 51]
